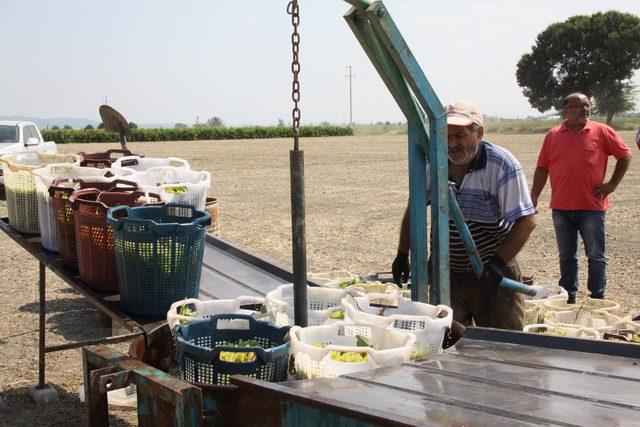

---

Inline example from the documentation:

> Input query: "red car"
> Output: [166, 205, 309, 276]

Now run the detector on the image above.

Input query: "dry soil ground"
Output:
[1, 131, 638, 426]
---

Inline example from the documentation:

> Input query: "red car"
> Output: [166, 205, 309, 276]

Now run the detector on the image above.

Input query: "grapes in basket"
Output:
[312, 335, 374, 363]
[215, 339, 260, 363]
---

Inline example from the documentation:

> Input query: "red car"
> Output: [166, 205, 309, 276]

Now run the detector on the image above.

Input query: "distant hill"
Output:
[0, 115, 175, 130]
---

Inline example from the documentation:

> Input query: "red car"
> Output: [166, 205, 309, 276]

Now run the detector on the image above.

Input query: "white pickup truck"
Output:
[0, 121, 57, 185]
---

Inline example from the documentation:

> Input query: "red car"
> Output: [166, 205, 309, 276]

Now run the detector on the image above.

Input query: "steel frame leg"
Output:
[28, 261, 59, 404]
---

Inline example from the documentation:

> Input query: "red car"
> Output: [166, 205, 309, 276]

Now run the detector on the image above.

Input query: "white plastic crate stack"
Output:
[343, 294, 452, 359]
[0, 152, 81, 234]
[544, 297, 620, 316]
[127, 166, 211, 210]
[289, 321, 415, 379]
[111, 156, 190, 174]
[166, 296, 266, 329]
[266, 284, 360, 326]
[31, 165, 126, 251]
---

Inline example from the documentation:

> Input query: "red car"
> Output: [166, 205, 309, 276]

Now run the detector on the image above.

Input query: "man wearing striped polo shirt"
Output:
[392, 101, 536, 330]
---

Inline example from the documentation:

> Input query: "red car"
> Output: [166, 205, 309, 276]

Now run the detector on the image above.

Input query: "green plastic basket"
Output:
[107, 204, 210, 318]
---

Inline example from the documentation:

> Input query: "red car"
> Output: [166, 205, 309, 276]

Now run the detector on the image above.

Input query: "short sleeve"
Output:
[497, 153, 535, 223]
[536, 132, 552, 168]
[601, 125, 630, 159]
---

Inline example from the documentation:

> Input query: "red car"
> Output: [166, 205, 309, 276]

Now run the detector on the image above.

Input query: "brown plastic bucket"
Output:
[50, 179, 139, 270]
[70, 188, 162, 291]
[204, 197, 220, 235]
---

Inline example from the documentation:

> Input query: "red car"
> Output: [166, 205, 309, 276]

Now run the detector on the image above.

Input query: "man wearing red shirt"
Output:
[531, 93, 631, 303]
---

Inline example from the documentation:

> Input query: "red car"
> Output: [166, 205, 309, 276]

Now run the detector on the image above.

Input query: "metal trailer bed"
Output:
[230, 327, 640, 426]
[81, 325, 640, 426]
[0, 216, 317, 401]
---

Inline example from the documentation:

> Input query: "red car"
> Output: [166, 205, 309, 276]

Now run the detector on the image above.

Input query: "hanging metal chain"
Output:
[288, 0, 301, 150]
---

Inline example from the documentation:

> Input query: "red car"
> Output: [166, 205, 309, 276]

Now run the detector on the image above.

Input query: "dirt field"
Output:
[1, 131, 638, 425]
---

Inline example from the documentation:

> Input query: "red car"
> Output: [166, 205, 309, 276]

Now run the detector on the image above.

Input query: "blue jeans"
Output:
[552, 210, 606, 298]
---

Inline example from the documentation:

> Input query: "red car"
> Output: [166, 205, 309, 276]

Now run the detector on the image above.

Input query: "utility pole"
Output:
[345, 66, 356, 126]
[103, 95, 109, 105]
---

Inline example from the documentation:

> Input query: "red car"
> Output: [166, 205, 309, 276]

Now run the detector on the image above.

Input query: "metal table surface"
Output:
[232, 327, 640, 426]
[0, 216, 314, 397]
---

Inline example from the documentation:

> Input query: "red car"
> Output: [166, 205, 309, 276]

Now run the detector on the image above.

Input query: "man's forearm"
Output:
[608, 154, 631, 187]
[530, 167, 549, 202]
[398, 205, 411, 254]
[495, 214, 536, 264]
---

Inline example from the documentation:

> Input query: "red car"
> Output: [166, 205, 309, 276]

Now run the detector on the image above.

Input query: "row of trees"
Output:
[517, 11, 640, 124]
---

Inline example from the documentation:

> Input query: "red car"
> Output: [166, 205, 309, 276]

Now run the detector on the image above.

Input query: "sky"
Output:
[2, 0, 639, 126]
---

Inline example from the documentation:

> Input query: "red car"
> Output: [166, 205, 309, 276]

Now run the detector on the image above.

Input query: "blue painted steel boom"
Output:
[343, 0, 536, 300]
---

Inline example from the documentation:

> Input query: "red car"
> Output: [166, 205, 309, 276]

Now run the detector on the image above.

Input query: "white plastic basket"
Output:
[524, 323, 600, 339]
[0, 151, 81, 234]
[544, 309, 622, 333]
[31, 165, 126, 251]
[544, 297, 620, 316]
[166, 296, 266, 330]
[525, 284, 568, 303]
[343, 294, 452, 359]
[112, 156, 190, 174]
[266, 284, 360, 327]
[289, 321, 416, 379]
[308, 271, 359, 285]
[323, 278, 400, 295]
[127, 166, 211, 210]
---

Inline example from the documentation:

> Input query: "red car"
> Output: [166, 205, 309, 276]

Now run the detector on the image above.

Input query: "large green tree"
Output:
[517, 11, 640, 124]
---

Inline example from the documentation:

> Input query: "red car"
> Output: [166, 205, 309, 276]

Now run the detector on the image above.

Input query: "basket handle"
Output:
[233, 296, 266, 310]
[68, 188, 100, 205]
[105, 149, 134, 159]
[164, 204, 211, 227]
[199, 171, 211, 183]
[106, 205, 131, 226]
[167, 157, 191, 169]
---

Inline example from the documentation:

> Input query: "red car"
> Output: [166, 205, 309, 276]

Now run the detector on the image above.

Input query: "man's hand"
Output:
[392, 251, 410, 286]
[481, 254, 508, 290]
[594, 182, 617, 198]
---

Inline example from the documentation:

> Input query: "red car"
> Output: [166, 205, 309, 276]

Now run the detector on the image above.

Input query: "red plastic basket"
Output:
[77, 149, 141, 169]
[69, 188, 162, 291]
[50, 179, 139, 270]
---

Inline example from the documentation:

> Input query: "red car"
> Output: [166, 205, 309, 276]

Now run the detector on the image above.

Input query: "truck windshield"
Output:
[0, 125, 18, 143]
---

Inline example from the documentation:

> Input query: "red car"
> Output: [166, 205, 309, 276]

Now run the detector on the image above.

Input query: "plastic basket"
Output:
[323, 278, 400, 296]
[343, 294, 452, 359]
[167, 296, 266, 330]
[32, 166, 123, 252]
[525, 284, 568, 303]
[127, 166, 211, 210]
[77, 149, 138, 168]
[524, 323, 600, 340]
[71, 188, 162, 291]
[308, 271, 360, 285]
[107, 204, 210, 317]
[544, 297, 620, 316]
[544, 309, 622, 333]
[50, 179, 139, 269]
[173, 314, 290, 385]
[112, 155, 190, 174]
[266, 284, 360, 326]
[524, 300, 543, 325]
[289, 321, 416, 379]
[0, 151, 81, 234]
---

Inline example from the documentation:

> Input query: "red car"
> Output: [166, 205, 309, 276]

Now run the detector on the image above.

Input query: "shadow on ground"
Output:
[0, 384, 133, 426]
[18, 297, 108, 342]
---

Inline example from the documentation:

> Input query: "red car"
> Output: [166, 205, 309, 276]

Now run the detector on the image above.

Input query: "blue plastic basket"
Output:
[107, 203, 211, 318]
[173, 314, 291, 386]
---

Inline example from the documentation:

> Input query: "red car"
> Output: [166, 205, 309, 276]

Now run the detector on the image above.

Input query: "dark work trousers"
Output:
[447, 259, 525, 331]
